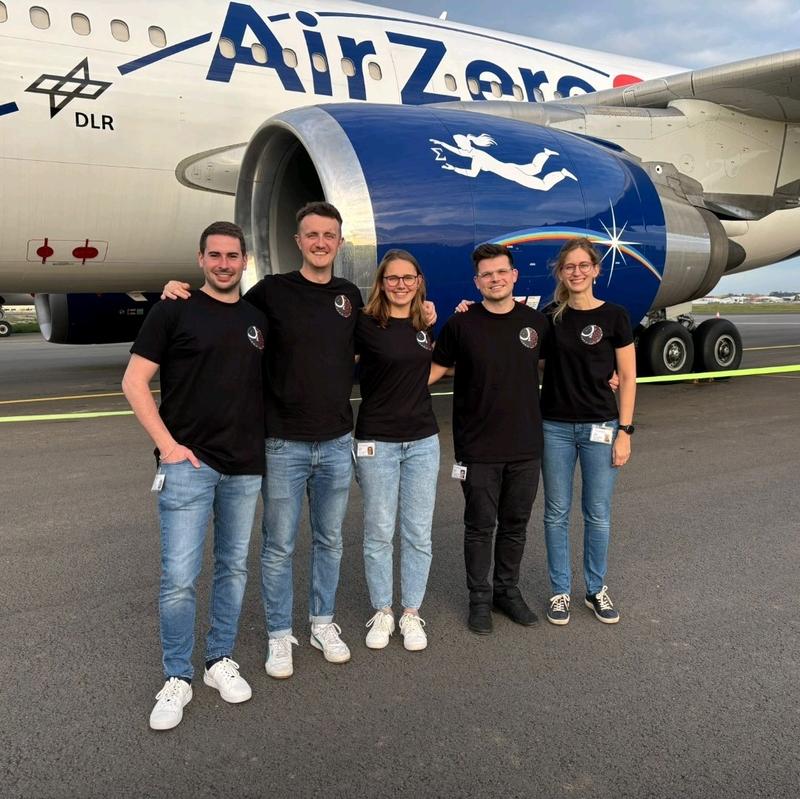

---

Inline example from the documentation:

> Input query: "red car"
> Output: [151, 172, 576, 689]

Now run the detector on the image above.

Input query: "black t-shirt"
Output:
[354, 313, 438, 442]
[540, 302, 633, 422]
[130, 291, 266, 474]
[243, 271, 363, 441]
[432, 302, 548, 463]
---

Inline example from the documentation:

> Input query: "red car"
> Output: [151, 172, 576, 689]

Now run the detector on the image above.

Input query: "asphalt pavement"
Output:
[1, 322, 799, 798]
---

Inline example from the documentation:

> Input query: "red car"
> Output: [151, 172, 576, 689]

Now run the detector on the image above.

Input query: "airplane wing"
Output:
[554, 49, 800, 122]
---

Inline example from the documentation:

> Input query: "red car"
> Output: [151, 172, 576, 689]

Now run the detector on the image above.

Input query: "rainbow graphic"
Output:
[491, 226, 662, 283]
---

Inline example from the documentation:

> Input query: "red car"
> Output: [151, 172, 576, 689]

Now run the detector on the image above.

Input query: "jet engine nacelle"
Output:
[34, 292, 160, 344]
[237, 104, 729, 325]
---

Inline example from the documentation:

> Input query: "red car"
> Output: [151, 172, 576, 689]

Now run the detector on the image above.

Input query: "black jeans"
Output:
[460, 459, 540, 603]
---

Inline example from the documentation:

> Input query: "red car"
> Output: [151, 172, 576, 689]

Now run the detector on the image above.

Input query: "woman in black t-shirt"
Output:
[540, 238, 636, 627]
[354, 250, 440, 652]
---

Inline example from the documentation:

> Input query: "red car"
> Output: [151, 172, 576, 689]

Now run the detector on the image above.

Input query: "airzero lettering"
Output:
[206, 3, 600, 104]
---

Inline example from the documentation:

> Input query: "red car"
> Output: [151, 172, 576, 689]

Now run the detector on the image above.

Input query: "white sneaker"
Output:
[266, 635, 299, 679]
[399, 613, 428, 651]
[310, 622, 351, 663]
[365, 610, 395, 649]
[149, 677, 192, 731]
[203, 657, 252, 703]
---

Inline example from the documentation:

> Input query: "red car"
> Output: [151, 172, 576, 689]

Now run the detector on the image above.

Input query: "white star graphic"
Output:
[598, 201, 640, 286]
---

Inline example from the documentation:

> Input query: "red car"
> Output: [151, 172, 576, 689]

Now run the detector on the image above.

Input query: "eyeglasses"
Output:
[476, 267, 514, 281]
[383, 274, 419, 287]
[562, 261, 595, 274]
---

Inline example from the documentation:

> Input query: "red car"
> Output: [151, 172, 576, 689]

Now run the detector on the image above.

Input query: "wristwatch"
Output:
[618, 424, 635, 435]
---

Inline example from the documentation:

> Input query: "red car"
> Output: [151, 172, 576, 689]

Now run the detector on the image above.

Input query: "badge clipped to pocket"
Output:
[451, 463, 468, 481]
[589, 424, 614, 445]
[357, 441, 376, 458]
[151, 471, 166, 493]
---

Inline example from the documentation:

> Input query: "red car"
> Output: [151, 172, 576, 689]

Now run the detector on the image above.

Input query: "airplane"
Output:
[2, 0, 800, 374]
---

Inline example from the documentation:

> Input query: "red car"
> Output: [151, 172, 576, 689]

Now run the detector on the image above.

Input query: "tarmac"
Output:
[1, 318, 799, 798]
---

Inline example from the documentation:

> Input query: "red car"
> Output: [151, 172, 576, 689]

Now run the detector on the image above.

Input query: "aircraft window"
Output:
[0, 3, 7, 23]
[148, 26, 166, 48]
[110, 19, 129, 42]
[340, 57, 356, 78]
[467, 78, 479, 95]
[490, 81, 502, 98]
[312, 53, 328, 73]
[218, 37, 236, 59]
[30, 6, 50, 29]
[71, 13, 90, 35]
[552, 90, 563, 100]
[251, 43, 268, 64]
[512, 84, 523, 101]
[367, 61, 382, 81]
[444, 74, 457, 92]
[533, 87, 545, 102]
[283, 48, 298, 68]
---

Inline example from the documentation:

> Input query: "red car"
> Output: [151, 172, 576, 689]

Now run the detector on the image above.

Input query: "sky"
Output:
[380, 0, 800, 293]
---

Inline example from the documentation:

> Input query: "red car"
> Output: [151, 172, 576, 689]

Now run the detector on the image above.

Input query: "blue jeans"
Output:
[157, 460, 261, 680]
[260, 434, 353, 638]
[542, 420, 619, 597]
[355, 434, 440, 610]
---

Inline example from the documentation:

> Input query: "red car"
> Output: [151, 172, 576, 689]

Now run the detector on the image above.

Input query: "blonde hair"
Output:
[550, 238, 602, 323]
[363, 249, 428, 331]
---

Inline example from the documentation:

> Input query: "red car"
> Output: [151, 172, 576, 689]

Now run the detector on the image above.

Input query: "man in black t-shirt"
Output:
[243, 202, 361, 677]
[123, 222, 266, 731]
[431, 243, 548, 635]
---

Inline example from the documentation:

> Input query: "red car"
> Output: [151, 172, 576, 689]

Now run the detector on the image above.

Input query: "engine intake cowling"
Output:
[237, 104, 728, 324]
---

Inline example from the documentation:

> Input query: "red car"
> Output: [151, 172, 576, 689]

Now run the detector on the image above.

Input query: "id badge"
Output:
[590, 424, 614, 445]
[357, 441, 376, 458]
[151, 471, 166, 492]
[451, 463, 468, 481]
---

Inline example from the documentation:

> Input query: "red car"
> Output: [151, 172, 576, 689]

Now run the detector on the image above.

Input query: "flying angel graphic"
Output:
[429, 133, 577, 191]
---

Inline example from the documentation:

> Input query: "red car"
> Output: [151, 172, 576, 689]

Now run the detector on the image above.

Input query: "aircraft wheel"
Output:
[693, 318, 742, 372]
[0, 320, 12, 337]
[639, 320, 694, 376]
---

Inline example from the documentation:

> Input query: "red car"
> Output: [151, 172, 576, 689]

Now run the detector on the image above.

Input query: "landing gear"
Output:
[692, 318, 743, 372]
[0, 319, 12, 337]
[638, 320, 694, 376]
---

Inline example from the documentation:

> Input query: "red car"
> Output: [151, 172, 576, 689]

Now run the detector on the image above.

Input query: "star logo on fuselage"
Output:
[25, 58, 111, 118]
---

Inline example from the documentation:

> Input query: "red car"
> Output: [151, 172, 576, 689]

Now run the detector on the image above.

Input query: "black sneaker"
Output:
[493, 592, 538, 626]
[584, 586, 619, 624]
[468, 603, 493, 635]
[546, 594, 571, 625]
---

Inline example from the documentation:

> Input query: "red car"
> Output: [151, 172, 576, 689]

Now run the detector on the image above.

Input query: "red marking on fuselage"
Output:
[73, 239, 99, 265]
[36, 237, 54, 264]
[613, 74, 643, 87]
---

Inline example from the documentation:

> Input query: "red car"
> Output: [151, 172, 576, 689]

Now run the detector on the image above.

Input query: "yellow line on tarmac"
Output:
[0, 410, 134, 423]
[0, 389, 158, 406]
[2, 366, 798, 423]
[637, 364, 800, 383]
[743, 344, 800, 351]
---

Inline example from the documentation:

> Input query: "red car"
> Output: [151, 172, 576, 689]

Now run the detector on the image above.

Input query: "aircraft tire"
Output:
[0, 320, 11, 337]
[639, 320, 694, 376]
[693, 318, 742, 372]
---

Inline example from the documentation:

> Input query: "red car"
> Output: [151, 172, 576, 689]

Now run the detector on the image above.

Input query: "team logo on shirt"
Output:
[416, 331, 433, 351]
[519, 327, 538, 349]
[247, 326, 265, 350]
[335, 295, 352, 318]
[581, 325, 604, 345]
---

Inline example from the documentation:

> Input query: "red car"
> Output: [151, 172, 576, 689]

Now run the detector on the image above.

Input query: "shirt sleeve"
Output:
[129, 301, 173, 364]
[611, 306, 634, 348]
[431, 316, 458, 367]
[243, 279, 268, 313]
